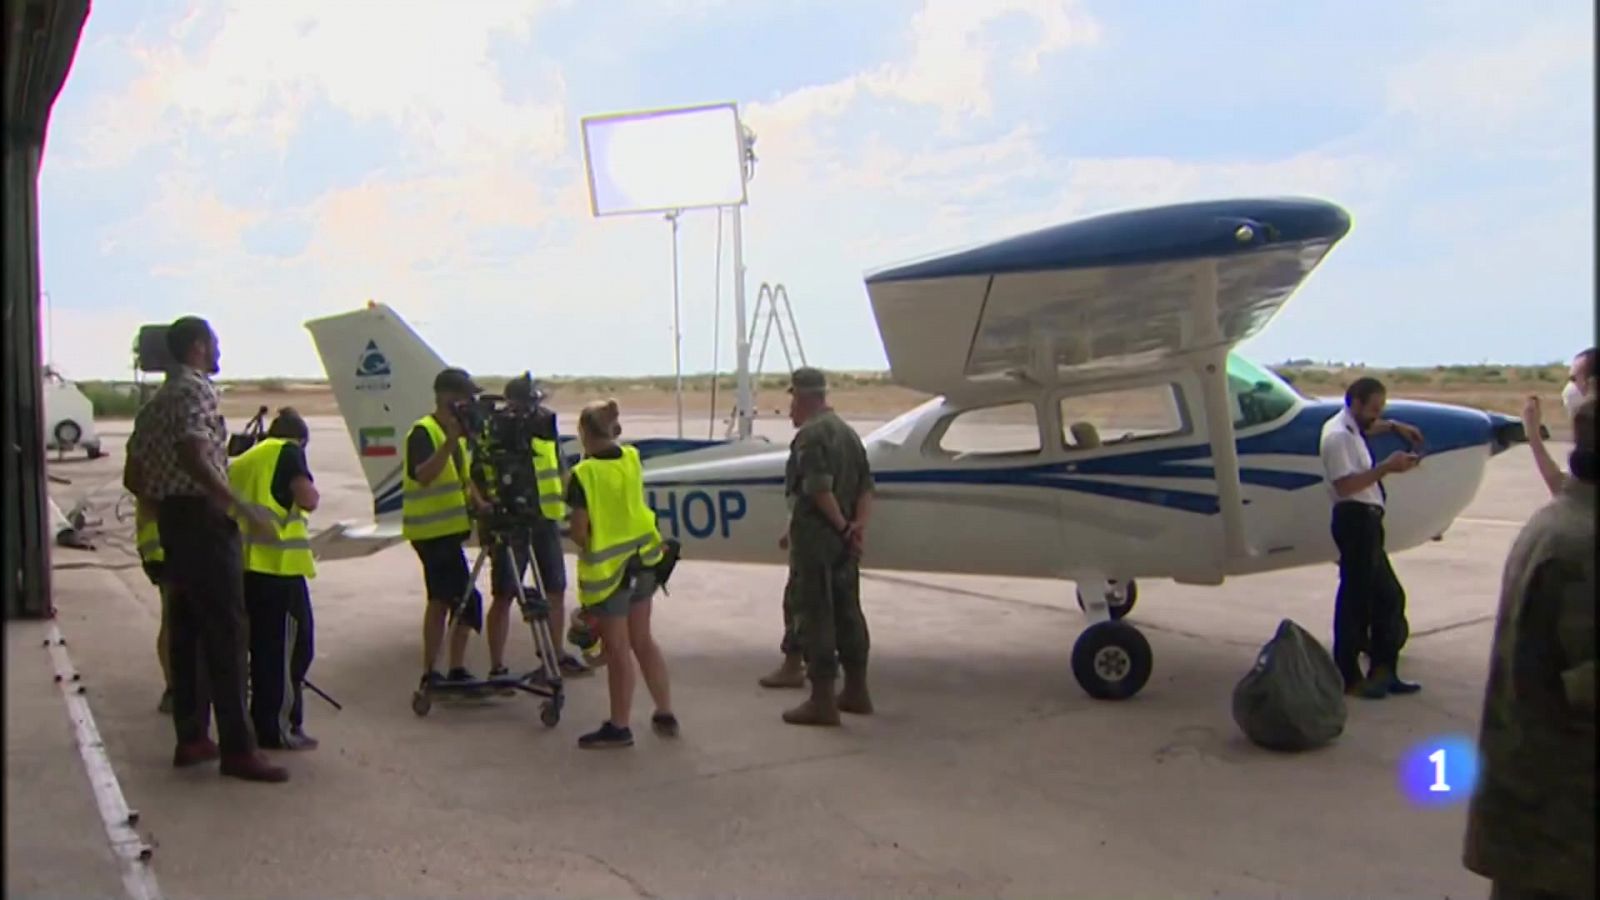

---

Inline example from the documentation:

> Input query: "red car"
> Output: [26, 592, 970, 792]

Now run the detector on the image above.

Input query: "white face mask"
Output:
[1563, 379, 1588, 420]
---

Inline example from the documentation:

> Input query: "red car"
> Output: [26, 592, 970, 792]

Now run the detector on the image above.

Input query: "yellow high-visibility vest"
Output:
[531, 437, 567, 523]
[402, 415, 472, 541]
[135, 505, 163, 564]
[572, 445, 662, 608]
[227, 437, 316, 578]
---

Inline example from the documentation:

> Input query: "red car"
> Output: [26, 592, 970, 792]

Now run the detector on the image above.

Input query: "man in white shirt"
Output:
[1560, 347, 1594, 421]
[1319, 377, 1425, 700]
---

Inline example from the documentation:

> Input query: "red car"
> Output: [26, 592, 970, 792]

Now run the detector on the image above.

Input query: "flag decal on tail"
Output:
[360, 426, 398, 457]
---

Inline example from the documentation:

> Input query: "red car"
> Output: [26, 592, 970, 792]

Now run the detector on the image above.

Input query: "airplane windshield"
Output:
[866, 398, 940, 446]
[1226, 354, 1300, 428]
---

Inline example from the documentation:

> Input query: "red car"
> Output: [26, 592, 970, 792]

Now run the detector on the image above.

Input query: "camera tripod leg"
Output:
[511, 539, 564, 727]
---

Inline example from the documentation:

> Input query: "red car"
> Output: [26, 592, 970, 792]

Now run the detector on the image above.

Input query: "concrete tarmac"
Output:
[10, 412, 1565, 899]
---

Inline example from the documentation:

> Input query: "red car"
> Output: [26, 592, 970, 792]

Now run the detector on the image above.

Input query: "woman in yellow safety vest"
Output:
[565, 399, 677, 749]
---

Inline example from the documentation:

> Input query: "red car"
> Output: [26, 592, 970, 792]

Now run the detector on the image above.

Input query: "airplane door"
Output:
[886, 400, 1069, 579]
[1050, 373, 1224, 582]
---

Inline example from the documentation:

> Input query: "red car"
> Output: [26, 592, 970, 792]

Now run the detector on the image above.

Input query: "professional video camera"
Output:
[227, 405, 270, 457]
[452, 379, 557, 534]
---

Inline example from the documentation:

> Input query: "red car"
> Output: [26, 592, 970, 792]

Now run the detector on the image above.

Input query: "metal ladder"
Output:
[724, 282, 807, 438]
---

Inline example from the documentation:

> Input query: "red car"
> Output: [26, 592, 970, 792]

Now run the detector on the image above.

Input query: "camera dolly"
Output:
[410, 530, 566, 727]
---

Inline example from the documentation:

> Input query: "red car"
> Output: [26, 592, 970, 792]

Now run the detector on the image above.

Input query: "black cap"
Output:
[433, 367, 481, 396]
[788, 366, 827, 394]
[505, 372, 543, 403]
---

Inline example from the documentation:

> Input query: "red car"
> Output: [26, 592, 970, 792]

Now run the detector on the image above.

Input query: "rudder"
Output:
[304, 302, 447, 519]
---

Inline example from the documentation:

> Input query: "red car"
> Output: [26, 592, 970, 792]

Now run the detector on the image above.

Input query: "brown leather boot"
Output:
[782, 678, 841, 726]
[173, 738, 220, 768]
[837, 664, 873, 715]
[758, 653, 806, 689]
[220, 751, 290, 783]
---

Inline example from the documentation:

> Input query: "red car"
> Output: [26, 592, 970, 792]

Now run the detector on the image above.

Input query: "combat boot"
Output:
[836, 663, 873, 715]
[759, 653, 806, 689]
[782, 677, 841, 726]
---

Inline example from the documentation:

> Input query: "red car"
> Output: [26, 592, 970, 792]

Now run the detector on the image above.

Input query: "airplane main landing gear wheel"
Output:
[1071, 621, 1153, 701]
[1076, 578, 1137, 620]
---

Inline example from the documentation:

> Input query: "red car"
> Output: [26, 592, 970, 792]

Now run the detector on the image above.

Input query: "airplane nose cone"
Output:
[1487, 411, 1543, 455]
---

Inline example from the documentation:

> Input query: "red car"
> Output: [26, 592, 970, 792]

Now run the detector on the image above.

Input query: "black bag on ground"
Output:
[1231, 618, 1347, 752]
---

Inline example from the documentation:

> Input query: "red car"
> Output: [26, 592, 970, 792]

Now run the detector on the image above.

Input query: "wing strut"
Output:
[1190, 260, 1251, 563]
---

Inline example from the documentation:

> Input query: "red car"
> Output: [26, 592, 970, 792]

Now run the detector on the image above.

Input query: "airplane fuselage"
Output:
[616, 389, 1513, 586]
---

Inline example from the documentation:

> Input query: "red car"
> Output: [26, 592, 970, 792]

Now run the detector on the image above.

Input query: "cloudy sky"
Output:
[37, 0, 1594, 380]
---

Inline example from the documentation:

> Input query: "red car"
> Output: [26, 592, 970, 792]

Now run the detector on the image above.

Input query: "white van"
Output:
[43, 367, 103, 458]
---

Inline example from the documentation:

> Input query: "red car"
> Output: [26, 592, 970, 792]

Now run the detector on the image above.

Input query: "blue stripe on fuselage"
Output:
[374, 400, 1496, 517]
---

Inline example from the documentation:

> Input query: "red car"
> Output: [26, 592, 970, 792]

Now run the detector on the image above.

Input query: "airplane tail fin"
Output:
[305, 302, 448, 518]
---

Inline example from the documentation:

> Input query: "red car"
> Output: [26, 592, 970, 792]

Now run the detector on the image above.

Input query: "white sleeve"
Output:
[1320, 431, 1363, 482]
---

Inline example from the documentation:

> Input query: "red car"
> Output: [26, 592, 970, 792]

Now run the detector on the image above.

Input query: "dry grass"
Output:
[81, 363, 1574, 439]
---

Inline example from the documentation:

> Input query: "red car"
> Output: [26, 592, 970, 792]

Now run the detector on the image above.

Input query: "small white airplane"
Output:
[305, 197, 1531, 701]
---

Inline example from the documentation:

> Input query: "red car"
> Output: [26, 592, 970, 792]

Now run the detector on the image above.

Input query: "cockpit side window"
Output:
[932, 402, 1042, 457]
[1058, 383, 1190, 451]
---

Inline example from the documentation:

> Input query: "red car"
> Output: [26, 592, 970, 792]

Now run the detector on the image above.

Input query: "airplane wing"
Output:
[864, 197, 1352, 397]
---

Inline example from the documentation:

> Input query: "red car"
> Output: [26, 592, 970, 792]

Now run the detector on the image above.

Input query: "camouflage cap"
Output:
[788, 366, 828, 394]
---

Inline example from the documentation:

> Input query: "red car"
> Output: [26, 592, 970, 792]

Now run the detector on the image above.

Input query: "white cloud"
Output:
[744, 0, 1099, 148]
[61, 0, 568, 170]
[41, 1, 1593, 380]
[866, 0, 1099, 121]
[1383, 23, 1592, 156]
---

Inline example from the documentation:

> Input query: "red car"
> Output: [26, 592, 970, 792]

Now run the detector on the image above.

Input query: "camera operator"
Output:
[484, 374, 590, 680]
[405, 368, 492, 690]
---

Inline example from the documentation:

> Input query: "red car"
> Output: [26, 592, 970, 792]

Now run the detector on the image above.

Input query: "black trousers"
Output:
[245, 573, 314, 746]
[157, 497, 256, 755]
[1330, 501, 1410, 685]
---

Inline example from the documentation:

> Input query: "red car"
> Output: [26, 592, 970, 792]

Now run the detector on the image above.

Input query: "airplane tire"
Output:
[1075, 579, 1137, 620]
[1071, 621, 1153, 701]
[55, 420, 81, 448]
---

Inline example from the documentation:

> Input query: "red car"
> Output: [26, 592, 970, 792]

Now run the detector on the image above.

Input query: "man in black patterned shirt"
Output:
[124, 316, 288, 783]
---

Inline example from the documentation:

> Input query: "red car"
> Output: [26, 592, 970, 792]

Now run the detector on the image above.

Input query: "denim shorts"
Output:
[589, 567, 658, 618]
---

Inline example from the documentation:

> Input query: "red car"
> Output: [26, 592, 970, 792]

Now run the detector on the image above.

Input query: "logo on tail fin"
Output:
[357, 339, 392, 391]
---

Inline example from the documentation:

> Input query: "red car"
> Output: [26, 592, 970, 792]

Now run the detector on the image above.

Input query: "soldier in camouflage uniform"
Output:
[1463, 397, 1595, 900]
[757, 579, 806, 689]
[778, 367, 876, 726]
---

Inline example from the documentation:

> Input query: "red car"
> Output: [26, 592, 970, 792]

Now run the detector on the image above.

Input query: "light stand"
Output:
[665, 209, 684, 439]
[729, 125, 757, 441]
